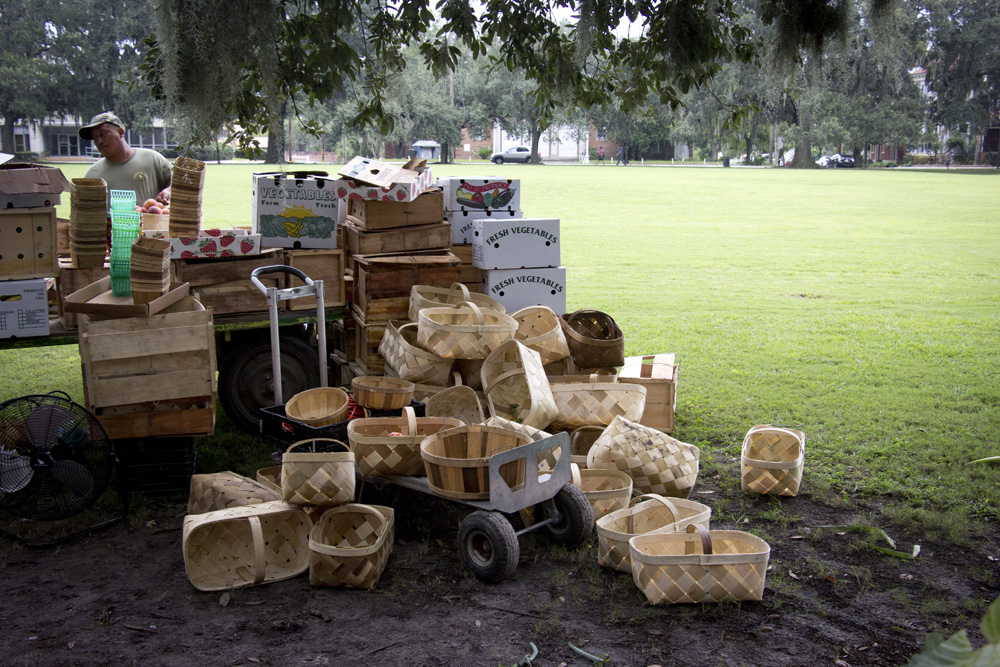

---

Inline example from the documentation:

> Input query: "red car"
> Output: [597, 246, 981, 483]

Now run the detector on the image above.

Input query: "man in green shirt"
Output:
[79, 112, 172, 205]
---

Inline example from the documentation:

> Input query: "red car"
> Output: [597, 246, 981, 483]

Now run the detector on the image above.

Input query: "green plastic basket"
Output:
[109, 190, 137, 212]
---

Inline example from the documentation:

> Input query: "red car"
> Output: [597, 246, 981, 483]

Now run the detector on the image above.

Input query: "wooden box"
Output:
[0, 207, 59, 280]
[80, 297, 217, 411]
[353, 252, 461, 314]
[94, 397, 215, 439]
[344, 218, 451, 257]
[57, 259, 109, 330]
[174, 249, 282, 316]
[618, 353, 678, 432]
[284, 248, 346, 311]
[352, 307, 387, 374]
[347, 189, 444, 230]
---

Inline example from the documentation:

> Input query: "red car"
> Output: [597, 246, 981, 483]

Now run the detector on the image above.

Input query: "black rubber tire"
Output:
[543, 483, 594, 547]
[493, 157, 503, 164]
[218, 335, 320, 432]
[458, 511, 519, 583]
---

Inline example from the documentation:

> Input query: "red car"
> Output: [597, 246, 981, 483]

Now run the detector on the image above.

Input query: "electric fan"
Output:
[0, 392, 119, 541]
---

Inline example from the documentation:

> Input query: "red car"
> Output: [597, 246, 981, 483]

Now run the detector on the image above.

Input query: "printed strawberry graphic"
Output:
[204, 229, 221, 237]
[180, 237, 197, 246]
[366, 188, 378, 199]
[382, 195, 392, 201]
[220, 249, 235, 257]
[240, 239, 256, 254]
[181, 250, 196, 258]
[337, 187, 348, 198]
[199, 240, 218, 253]
[396, 189, 406, 201]
[348, 193, 363, 200]
[220, 235, 236, 247]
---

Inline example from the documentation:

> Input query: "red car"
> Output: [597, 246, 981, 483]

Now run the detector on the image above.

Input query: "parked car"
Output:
[491, 147, 535, 164]
[815, 155, 832, 167]
[826, 153, 855, 168]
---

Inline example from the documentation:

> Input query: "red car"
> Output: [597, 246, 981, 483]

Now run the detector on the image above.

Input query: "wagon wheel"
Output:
[218, 335, 320, 432]
[541, 484, 593, 547]
[458, 511, 519, 583]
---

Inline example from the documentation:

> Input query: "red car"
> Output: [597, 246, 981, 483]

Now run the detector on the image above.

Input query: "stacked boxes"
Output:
[251, 171, 341, 249]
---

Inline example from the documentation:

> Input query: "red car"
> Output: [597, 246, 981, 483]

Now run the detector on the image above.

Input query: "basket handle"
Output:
[460, 300, 484, 324]
[249, 516, 266, 585]
[482, 368, 524, 396]
[450, 282, 471, 301]
[286, 438, 349, 453]
[743, 425, 806, 453]
[452, 370, 463, 387]
[403, 406, 417, 436]
[626, 494, 679, 533]
[685, 523, 713, 555]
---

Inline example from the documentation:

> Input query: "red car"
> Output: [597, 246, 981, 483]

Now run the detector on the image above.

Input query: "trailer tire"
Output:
[543, 484, 593, 547]
[218, 335, 320, 432]
[458, 511, 519, 583]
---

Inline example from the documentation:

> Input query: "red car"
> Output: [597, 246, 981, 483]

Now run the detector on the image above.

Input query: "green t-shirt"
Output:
[85, 148, 172, 204]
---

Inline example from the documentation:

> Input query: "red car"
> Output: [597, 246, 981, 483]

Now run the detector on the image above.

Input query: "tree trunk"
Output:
[792, 134, 814, 168]
[529, 127, 543, 164]
[1, 114, 16, 154]
[265, 99, 287, 164]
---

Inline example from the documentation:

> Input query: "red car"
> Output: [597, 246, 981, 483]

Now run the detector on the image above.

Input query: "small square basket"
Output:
[308, 503, 395, 589]
[740, 425, 805, 496]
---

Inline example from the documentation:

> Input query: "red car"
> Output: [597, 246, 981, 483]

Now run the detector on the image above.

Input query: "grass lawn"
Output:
[6, 160, 999, 539]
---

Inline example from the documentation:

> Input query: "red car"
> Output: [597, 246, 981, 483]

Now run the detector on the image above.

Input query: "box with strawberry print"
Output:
[141, 229, 261, 259]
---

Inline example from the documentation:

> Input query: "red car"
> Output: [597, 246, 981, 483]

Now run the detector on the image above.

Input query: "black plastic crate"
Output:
[115, 436, 196, 496]
[259, 401, 426, 451]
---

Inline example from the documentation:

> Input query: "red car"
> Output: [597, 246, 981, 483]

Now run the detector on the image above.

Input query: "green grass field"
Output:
[6, 161, 999, 537]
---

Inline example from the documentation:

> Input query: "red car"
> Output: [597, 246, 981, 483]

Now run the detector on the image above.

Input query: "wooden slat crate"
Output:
[284, 248, 346, 311]
[0, 207, 58, 281]
[352, 307, 387, 375]
[344, 218, 451, 256]
[347, 189, 444, 230]
[94, 396, 215, 439]
[174, 249, 283, 316]
[618, 353, 678, 433]
[80, 298, 216, 412]
[353, 252, 461, 313]
[57, 259, 110, 330]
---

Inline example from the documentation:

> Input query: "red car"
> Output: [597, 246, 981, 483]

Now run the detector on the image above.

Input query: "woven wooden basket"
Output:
[570, 425, 605, 467]
[511, 305, 570, 365]
[630, 525, 770, 604]
[379, 320, 455, 386]
[576, 468, 634, 522]
[548, 374, 647, 430]
[417, 301, 517, 360]
[588, 416, 700, 498]
[424, 384, 484, 425]
[285, 387, 350, 427]
[188, 471, 279, 515]
[420, 424, 529, 500]
[256, 466, 282, 494]
[182, 501, 313, 591]
[349, 406, 462, 476]
[560, 309, 625, 369]
[309, 503, 395, 589]
[281, 439, 356, 507]
[741, 425, 805, 496]
[481, 339, 558, 429]
[596, 494, 711, 573]
[352, 375, 415, 410]
[409, 282, 505, 322]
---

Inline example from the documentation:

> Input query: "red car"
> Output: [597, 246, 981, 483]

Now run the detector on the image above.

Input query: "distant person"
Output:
[598, 146, 605, 165]
[945, 149, 952, 169]
[615, 146, 624, 165]
[79, 112, 171, 205]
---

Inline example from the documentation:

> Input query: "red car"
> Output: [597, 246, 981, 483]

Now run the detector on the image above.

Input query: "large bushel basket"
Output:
[629, 524, 770, 604]
[420, 424, 529, 500]
[409, 282, 506, 322]
[417, 301, 517, 360]
[547, 374, 646, 430]
[182, 501, 313, 591]
[308, 503, 395, 589]
[741, 425, 805, 496]
[596, 494, 711, 573]
[511, 305, 570, 365]
[280, 439, 356, 507]
[379, 320, 454, 385]
[588, 416, 700, 498]
[560, 309, 625, 369]
[348, 406, 463, 476]
[481, 339, 558, 429]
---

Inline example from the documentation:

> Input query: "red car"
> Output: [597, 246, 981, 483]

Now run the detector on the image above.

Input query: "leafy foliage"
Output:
[905, 596, 1000, 667]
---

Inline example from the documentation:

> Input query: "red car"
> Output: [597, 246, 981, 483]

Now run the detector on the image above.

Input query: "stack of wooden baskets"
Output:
[168, 156, 205, 237]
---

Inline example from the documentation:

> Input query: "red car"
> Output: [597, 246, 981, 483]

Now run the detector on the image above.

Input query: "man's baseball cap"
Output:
[79, 112, 124, 140]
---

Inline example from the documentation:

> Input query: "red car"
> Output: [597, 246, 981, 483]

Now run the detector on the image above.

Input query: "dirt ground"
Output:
[1, 470, 997, 667]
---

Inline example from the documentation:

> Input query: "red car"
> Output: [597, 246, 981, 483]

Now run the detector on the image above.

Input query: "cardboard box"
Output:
[0, 278, 50, 339]
[284, 248, 346, 311]
[447, 208, 523, 244]
[141, 228, 261, 259]
[619, 354, 678, 432]
[481, 266, 567, 314]
[336, 157, 434, 203]
[347, 189, 444, 229]
[472, 217, 560, 270]
[0, 207, 59, 280]
[344, 218, 451, 257]
[438, 177, 521, 212]
[0, 162, 70, 209]
[63, 276, 190, 319]
[251, 171, 340, 248]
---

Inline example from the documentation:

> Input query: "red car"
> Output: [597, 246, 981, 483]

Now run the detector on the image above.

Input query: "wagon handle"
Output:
[250, 265, 312, 294]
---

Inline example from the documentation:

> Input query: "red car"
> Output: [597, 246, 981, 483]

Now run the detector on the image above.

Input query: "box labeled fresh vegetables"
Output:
[252, 172, 340, 249]
[447, 208, 523, 244]
[481, 266, 566, 314]
[472, 217, 560, 270]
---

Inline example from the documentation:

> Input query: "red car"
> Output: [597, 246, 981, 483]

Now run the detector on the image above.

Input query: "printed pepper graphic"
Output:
[282, 220, 304, 237]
